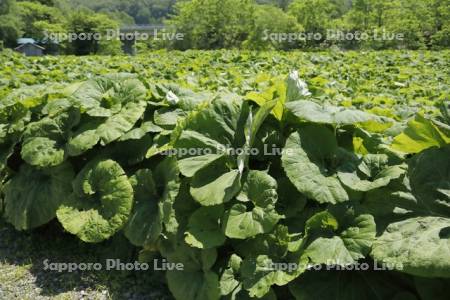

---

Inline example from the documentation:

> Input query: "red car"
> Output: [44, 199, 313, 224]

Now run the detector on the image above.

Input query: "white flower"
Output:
[166, 91, 179, 105]
[286, 70, 311, 100]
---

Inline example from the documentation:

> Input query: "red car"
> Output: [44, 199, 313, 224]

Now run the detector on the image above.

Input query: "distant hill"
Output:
[68, 0, 177, 24]
[67, 0, 313, 24]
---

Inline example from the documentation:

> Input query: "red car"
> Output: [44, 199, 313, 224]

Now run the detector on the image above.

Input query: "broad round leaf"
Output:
[285, 100, 387, 125]
[21, 109, 80, 167]
[409, 145, 450, 216]
[162, 243, 220, 300]
[371, 216, 450, 278]
[223, 171, 281, 239]
[282, 125, 349, 204]
[21, 137, 65, 167]
[57, 159, 133, 243]
[190, 166, 242, 206]
[167, 270, 220, 300]
[185, 205, 226, 249]
[70, 76, 146, 116]
[391, 115, 450, 154]
[338, 154, 406, 192]
[241, 254, 306, 298]
[302, 209, 376, 265]
[4, 163, 74, 230]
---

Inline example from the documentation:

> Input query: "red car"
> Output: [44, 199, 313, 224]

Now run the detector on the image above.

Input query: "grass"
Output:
[0, 219, 173, 300]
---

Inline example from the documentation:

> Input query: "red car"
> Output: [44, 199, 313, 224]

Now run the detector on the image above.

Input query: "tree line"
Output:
[0, 0, 448, 54]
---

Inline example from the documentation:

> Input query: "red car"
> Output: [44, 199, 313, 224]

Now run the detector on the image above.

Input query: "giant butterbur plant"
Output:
[0, 66, 449, 300]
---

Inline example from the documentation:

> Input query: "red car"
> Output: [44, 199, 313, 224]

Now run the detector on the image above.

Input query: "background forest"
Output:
[0, 1, 448, 54]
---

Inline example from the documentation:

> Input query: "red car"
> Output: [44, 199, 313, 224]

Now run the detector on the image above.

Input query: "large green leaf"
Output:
[285, 100, 387, 126]
[65, 118, 103, 156]
[56, 159, 133, 243]
[233, 224, 303, 261]
[223, 171, 282, 239]
[301, 208, 376, 265]
[224, 225, 306, 299]
[124, 157, 181, 245]
[66, 76, 147, 150]
[391, 115, 450, 154]
[282, 125, 350, 204]
[21, 108, 80, 167]
[362, 174, 420, 223]
[223, 204, 282, 240]
[3, 163, 74, 230]
[172, 95, 246, 202]
[246, 80, 286, 121]
[0, 102, 30, 171]
[173, 94, 244, 151]
[70, 76, 146, 117]
[96, 101, 147, 145]
[156, 157, 182, 234]
[408, 145, 450, 216]
[219, 254, 279, 300]
[69, 100, 146, 150]
[154, 108, 186, 127]
[177, 153, 224, 178]
[173, 93, 277, 206]
[167, 270, 220, 300]
[161, 242, 220, 300]
[220, 254, 243, 297]
[338, 154, 407, 192]
[123, 169, 161, 247]
[371, 216, 450, 278]
[151, 82, 213, 110]
[20, 82, 145, 166]
[241, 254, 306, 298]
[118, 120, 163, 141]
[276, 177, 307, 219]
[190, 166, 242, 206]
[185, 205, 226, 249]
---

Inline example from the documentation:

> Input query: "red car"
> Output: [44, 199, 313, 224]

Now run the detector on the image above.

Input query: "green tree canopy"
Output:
[168, 0, 256, 49]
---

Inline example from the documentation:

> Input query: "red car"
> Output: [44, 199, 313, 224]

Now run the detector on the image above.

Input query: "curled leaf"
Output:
[57, 159, 133, 243]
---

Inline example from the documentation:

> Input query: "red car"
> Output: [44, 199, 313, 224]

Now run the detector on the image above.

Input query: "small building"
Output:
[15, 38, 45, 56]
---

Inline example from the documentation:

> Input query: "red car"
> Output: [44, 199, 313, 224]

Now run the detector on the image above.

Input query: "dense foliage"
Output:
[0, 0, 449, 53]
[0, 50, 449, 299]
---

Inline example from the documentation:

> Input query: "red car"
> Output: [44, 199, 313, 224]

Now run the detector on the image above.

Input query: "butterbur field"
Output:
[0, 1, 450, 300]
